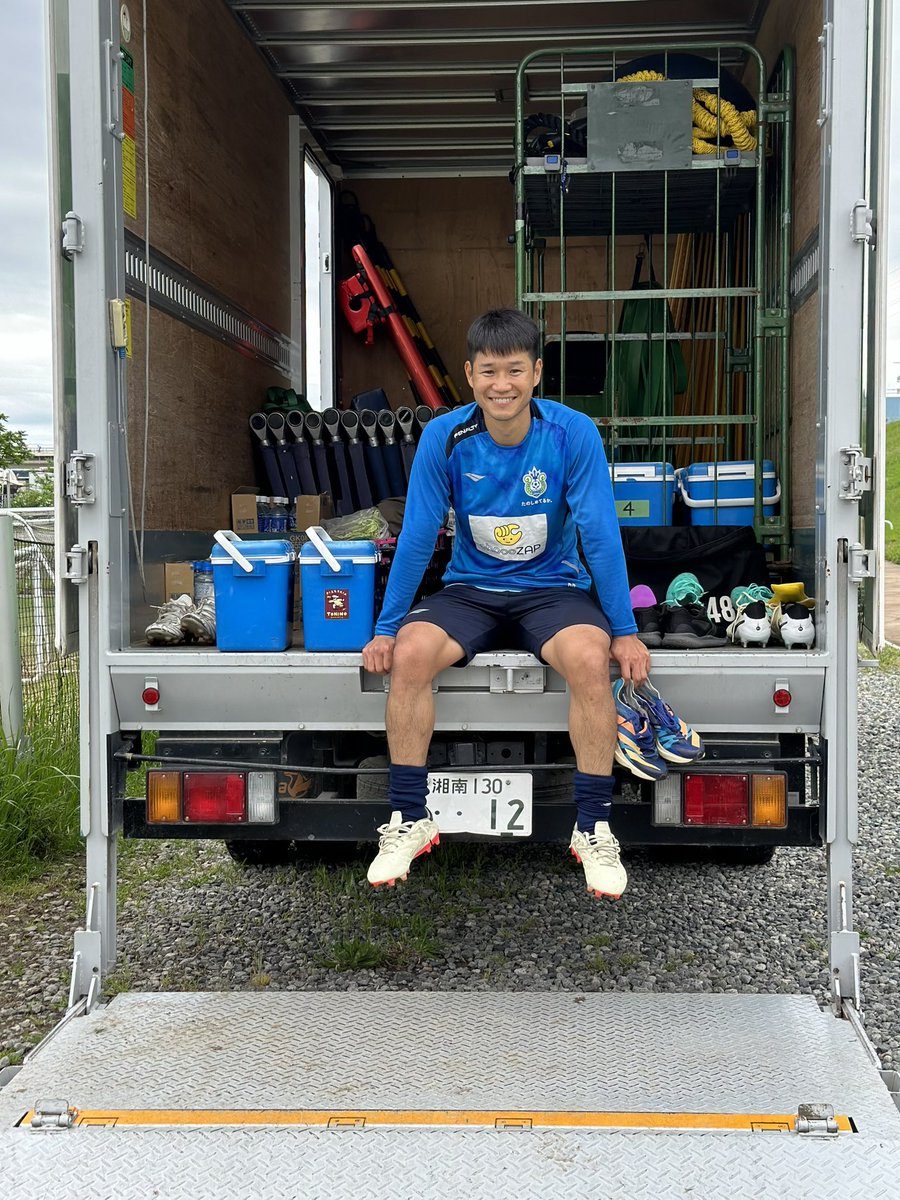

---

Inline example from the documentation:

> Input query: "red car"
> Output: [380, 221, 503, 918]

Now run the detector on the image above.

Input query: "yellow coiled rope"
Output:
[618, 70, 757, 155]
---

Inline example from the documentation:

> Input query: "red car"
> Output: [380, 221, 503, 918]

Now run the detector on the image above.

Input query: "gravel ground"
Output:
[1, 668, 899, 1070]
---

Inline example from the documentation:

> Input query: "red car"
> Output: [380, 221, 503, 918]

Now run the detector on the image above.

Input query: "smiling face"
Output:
[464, 350, 543, 445]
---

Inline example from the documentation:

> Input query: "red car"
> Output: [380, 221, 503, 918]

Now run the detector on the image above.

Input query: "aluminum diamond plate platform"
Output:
[3, 1127, 900, 1200]
[2, 992, 899, 1195]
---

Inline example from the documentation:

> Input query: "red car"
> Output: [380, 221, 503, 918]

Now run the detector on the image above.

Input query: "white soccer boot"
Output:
[367, 810, 440, 887]
[771, 602, 815, 649]
[181, 596, 217, 644]
[569, 821, 627, 900]
[726, 600, 772, 648]
[145, 594, 194, 645]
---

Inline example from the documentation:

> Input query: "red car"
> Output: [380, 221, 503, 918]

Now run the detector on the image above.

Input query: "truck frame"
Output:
[3, 0, 900, 1192]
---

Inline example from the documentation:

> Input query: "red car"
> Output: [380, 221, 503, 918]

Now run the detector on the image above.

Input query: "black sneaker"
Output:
[634, 605, 663, 648]
[663, 601, 727, 648]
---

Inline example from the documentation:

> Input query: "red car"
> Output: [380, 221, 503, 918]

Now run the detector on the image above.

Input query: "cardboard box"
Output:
[230, 489, 333, 535]
[164, 562, 195, 601]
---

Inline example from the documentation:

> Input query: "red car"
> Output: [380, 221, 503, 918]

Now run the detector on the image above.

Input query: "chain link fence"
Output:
[10, 509, 79, 725]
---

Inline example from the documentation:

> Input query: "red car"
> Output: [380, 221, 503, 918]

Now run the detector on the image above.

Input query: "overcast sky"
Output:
[0, 2, 898, 451]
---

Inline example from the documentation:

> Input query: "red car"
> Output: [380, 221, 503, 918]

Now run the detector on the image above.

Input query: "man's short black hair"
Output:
[466, 308, 540, 365]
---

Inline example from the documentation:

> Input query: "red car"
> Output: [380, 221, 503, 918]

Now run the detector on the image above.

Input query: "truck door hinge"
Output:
[61, 212, 84, 261]
[31, 1099, 78, 1130]
[794, 1103, 839, 1137]
[65, 450, 95, 506]
[838, 445, 872, 501]
[848, 544, 876, 583]
[64, 544, 89, 585]
[851, 200, 874, 246]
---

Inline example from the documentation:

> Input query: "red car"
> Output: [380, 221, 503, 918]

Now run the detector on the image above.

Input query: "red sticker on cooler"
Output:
[325, 589, 350, 620]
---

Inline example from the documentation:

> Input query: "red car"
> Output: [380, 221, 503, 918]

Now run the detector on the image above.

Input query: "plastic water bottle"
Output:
[269, 497, 290, 533]
[191, 560, 214, 602]
[256, 496, 272, 532]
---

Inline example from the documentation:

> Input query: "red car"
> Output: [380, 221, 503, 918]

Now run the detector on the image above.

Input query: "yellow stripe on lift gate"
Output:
[17, 1108, 854, 1132]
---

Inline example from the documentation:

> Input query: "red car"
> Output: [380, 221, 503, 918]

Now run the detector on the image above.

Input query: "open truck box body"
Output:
[7, 0, 898, 1192]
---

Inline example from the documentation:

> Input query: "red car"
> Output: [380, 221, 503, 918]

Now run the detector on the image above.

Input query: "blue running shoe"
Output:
[630, 680, 704, 764]
[612, 679, 668, 782]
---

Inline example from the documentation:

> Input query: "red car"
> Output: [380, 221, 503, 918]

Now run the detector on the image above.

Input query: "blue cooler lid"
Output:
[610, 462, 675, 481]
[210, 538, 294, 564]
[685, 459, 776, 480]
[300, 538, 379, 564]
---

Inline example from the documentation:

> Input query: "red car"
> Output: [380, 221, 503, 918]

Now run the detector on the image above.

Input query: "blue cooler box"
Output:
[610, 462, 675, 525]
[300, 527, 380, 651]
[677, 460, 780, 526]
[210, 531, 295, 651]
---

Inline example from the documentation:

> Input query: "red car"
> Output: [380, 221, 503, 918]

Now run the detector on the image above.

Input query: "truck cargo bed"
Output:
[2, 992, 899, 1196]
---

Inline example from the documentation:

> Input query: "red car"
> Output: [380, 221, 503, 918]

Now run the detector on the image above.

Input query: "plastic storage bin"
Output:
[300, 526, 380, 651]
[677, 460, 780, 526]
[210, 530, 294, 651]
[610, 462, 675, 525]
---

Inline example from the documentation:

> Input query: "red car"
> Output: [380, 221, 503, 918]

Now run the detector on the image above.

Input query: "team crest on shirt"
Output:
[523, 466, 547, 499]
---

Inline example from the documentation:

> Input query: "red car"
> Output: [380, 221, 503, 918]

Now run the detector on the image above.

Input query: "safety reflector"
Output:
[751, 774, 787, 827]
[683, 774, 749, 826]
[183, 773, 246, 823]
[147, 771, 181, 823]
[653, 773, 682, 825]
[247, 771, 277, 823]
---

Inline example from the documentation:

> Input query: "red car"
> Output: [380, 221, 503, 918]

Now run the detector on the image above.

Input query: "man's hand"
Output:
[362, 634, 396, 674]
[610, 633, 651, 685]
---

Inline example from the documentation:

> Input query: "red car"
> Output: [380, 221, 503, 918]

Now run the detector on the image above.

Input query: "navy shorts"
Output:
[398, 584, 612, 665]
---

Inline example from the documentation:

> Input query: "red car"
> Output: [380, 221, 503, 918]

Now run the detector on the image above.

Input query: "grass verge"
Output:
[0, 668, 80, 883]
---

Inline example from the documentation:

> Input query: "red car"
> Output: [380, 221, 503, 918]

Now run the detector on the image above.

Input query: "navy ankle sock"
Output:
[388, 763, 429, 823]
[574, 771, 615, 833]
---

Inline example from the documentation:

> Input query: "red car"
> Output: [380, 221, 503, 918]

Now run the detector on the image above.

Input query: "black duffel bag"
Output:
[621, 526, 771, 628]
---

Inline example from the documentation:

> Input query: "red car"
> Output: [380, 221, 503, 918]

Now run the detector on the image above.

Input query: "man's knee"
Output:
[392, 624, 451, 685]
[555, 630, 612, 690]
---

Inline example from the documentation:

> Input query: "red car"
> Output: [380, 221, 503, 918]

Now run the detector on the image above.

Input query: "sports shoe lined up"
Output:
[726, 583, 816, 649]
[145, 594, 217, 646]
[613, 677, 704, 781]
[630, 576, 816, 650]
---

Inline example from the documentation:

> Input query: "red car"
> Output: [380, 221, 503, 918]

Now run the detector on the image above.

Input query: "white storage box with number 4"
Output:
[427, 772, 533, 836]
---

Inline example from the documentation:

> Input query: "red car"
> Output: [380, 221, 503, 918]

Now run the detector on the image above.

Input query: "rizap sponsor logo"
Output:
[493, 523, 523, 546]
[523, 465, 547, 499]
[469, 514, 547, 561]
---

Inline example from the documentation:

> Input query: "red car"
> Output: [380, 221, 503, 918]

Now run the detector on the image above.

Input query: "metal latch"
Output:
[848, 544, 876, 583]
[65, 451, 95, 506]
[838, 446, 872, 501]
[794, 1103, 839, 1137]
[64, 544, 89, 585]
[61, 212, 84, 260]
[490, 667, 546, 694]
[31, 1099, 77, 1131]
[851, 200, 874, 245]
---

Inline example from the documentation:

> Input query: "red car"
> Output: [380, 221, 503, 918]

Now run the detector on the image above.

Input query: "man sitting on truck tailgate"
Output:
[362, 308, 649, 898]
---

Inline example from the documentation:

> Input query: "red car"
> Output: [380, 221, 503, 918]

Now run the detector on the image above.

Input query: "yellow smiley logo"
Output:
[493, 523, 523, 546]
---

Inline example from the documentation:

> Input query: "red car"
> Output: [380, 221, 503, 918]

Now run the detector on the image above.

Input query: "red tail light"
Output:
[183, 773, 246, 823]
[684, 774, 749, 826]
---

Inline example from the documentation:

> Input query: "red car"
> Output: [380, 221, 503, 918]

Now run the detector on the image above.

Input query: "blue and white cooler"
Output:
[676, 460, 780, 526]
[210, 530, 295, 651]
[300, 526, 380, 651]
[610, 462, 675, 526]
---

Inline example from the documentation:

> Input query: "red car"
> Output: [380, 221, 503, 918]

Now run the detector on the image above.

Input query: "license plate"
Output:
[426, 772, 532, 836]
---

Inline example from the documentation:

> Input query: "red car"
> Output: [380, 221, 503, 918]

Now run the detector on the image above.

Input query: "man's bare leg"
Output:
[541, 624, 626, 899]
[386, 622, 467, 764]
[367, 622, 465, 887]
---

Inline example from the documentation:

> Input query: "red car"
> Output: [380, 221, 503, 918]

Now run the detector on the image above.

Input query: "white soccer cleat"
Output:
[726, 600, 771, 648]
[569, 821, 627, 900]
[181, 596, 217, 644]
[145, 594, 195, 645]
[771, 602, 815, 649]
[367, 810, 440, 887]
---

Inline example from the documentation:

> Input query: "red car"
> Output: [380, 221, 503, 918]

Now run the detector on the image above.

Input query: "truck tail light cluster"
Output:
[653, 772, 787, 829]
[147, 770, 276, 825]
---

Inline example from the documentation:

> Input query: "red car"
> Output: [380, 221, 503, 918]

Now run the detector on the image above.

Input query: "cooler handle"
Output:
[305, 525, 342, 573]
[676, 476, 781, 508]
[213, 529, 254, 574]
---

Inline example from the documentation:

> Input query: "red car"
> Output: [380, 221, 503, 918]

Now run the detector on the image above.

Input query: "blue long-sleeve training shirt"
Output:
[375, 398, 637, 638]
